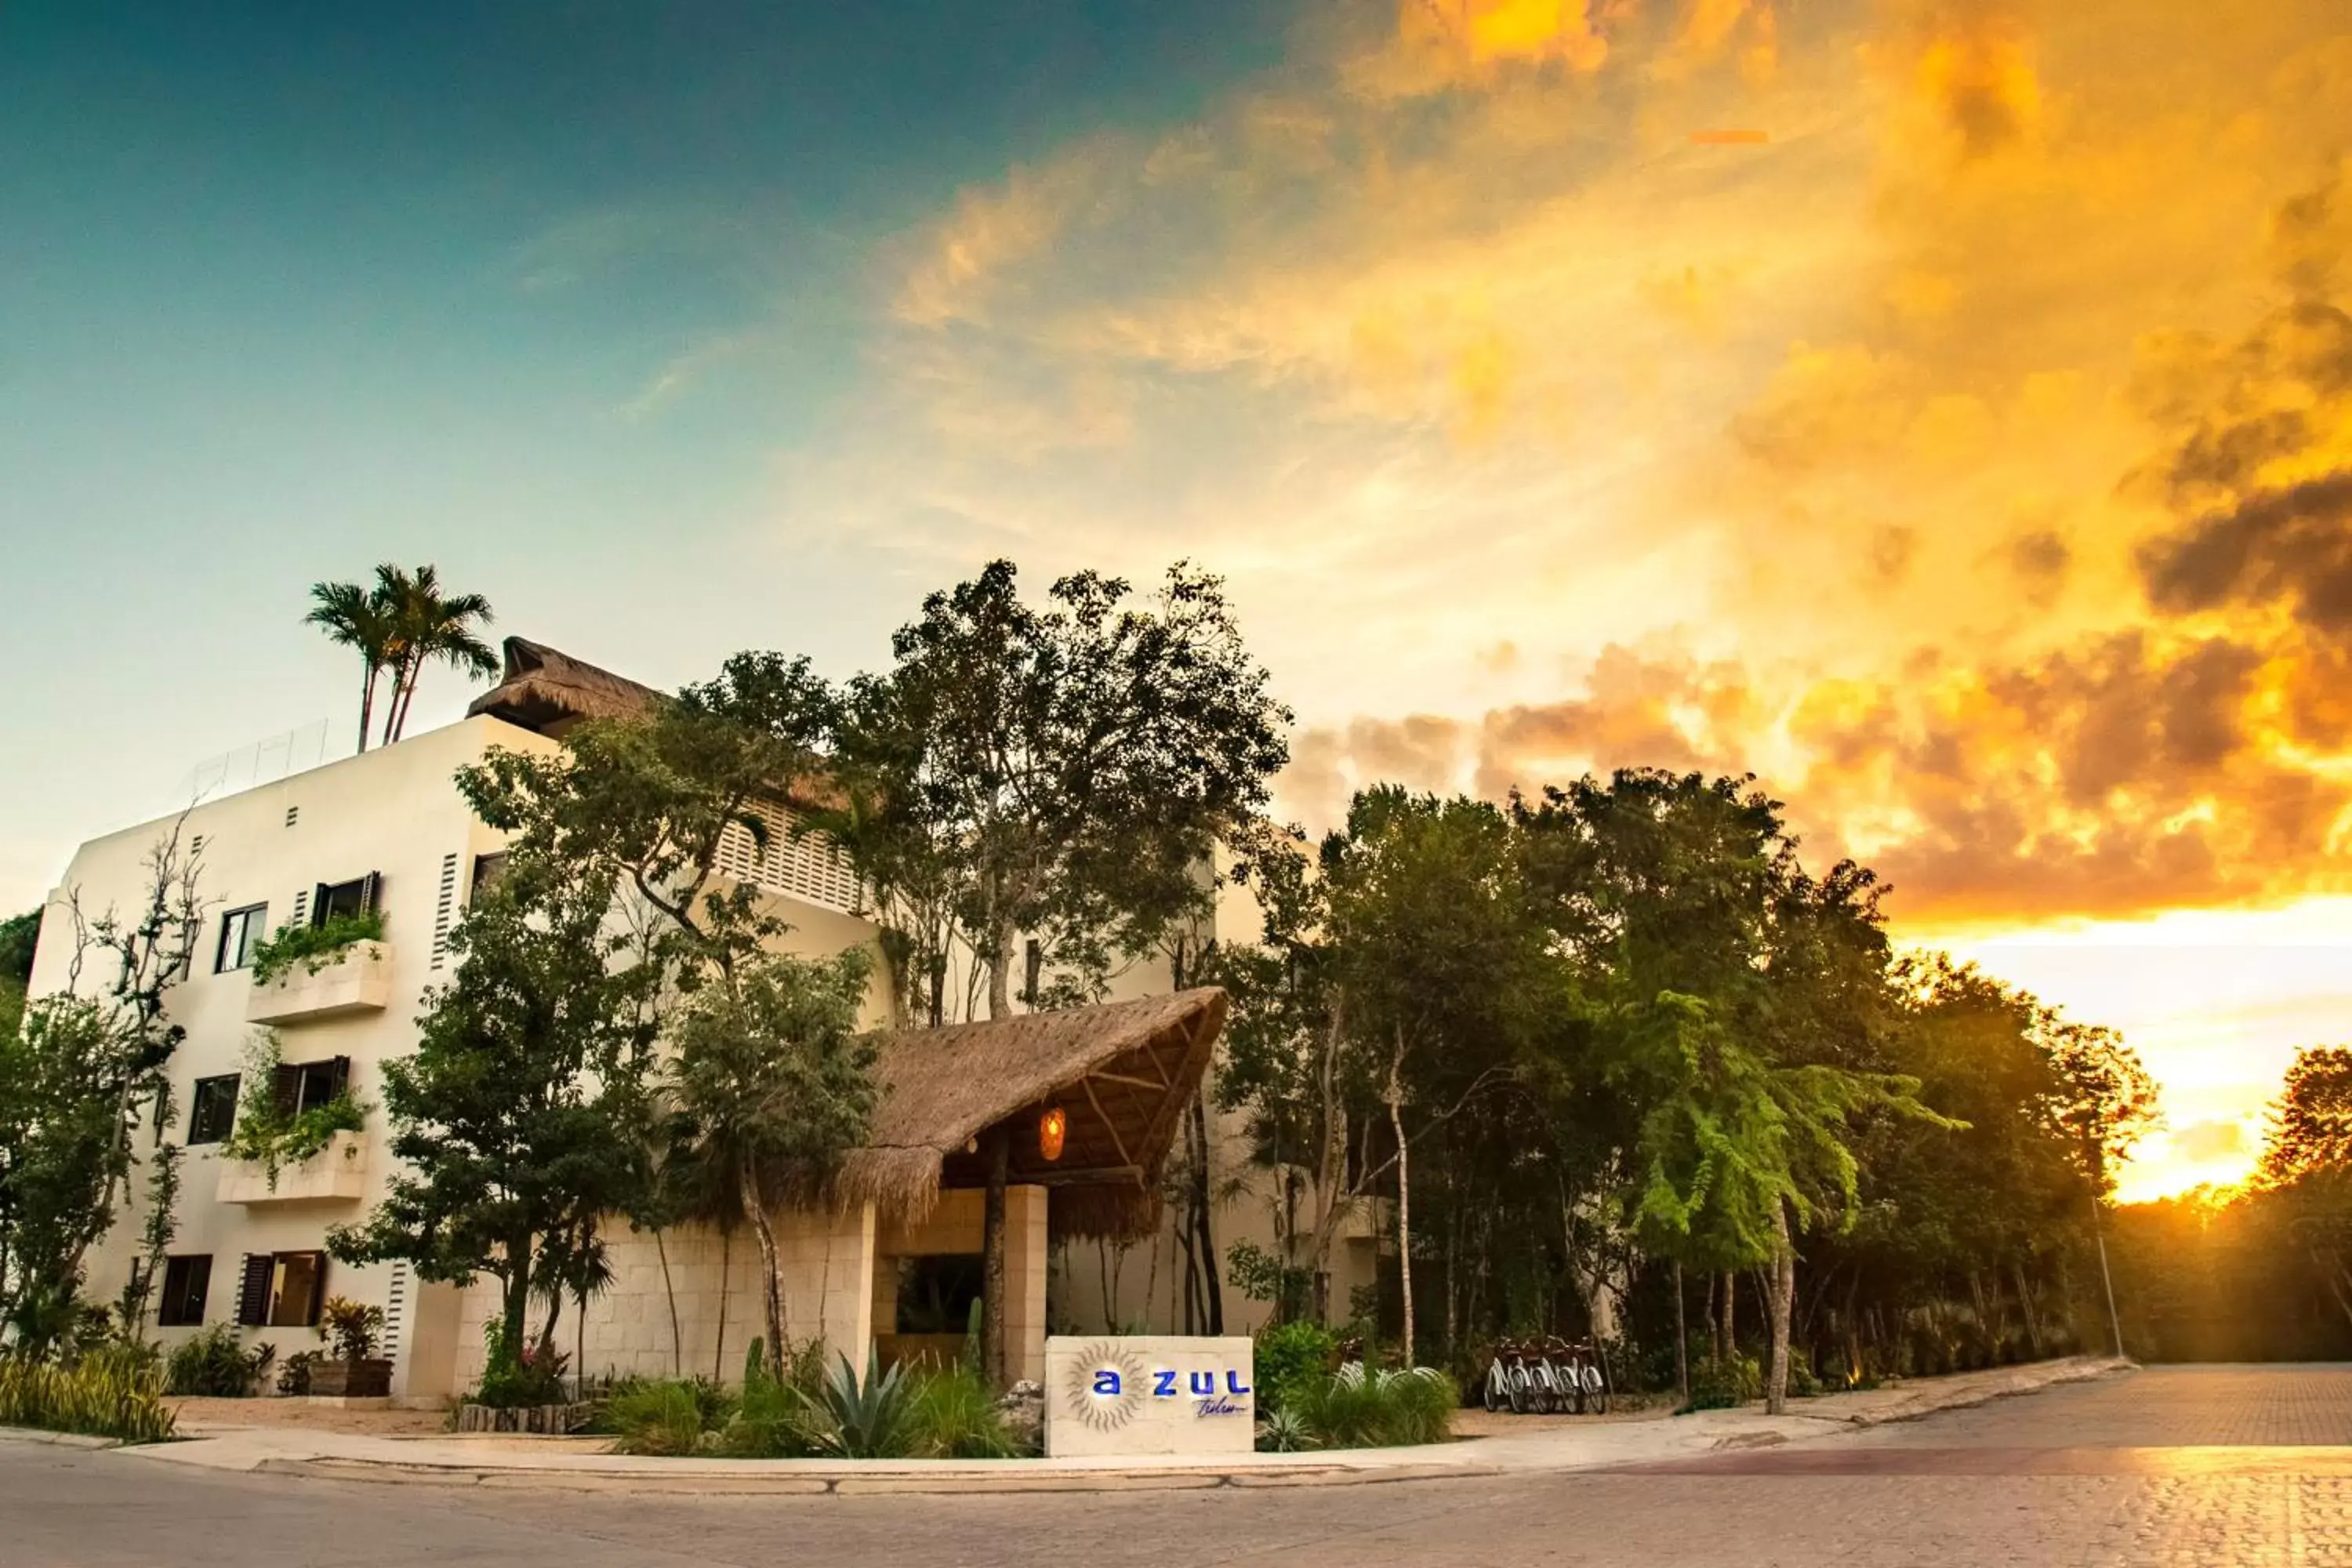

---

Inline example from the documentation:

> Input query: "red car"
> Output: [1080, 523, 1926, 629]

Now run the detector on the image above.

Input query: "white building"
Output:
[28, 639, 1378, 1403]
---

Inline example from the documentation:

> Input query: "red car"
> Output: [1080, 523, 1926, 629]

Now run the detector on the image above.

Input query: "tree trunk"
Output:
[2012, 1260, 2044, 1358]
[1721, 1271, 1737, 1370]
[741, 1163, 788, 1383]
[986, 915, 1015, 1020]
[1766, 1201, 1795, 1415]
[655, 1229, 683, 1377]
[713, 1226, 731, 1382]
[500, 1261, 532, 1374]
[1443, 1210, 1459, 1368]
[2089, 1194, 2125, 1359]
[1673, 1260, 1690, 1409]
[982, 1127, 1009, 1387]
[1387, 1037, 1414, 1368]
[1188, 1094, 1223, 1335]
[355, 662, 376, 754]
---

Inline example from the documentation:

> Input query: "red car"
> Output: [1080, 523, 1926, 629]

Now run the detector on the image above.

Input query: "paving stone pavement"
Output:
[6, 1364, 2352, 1566]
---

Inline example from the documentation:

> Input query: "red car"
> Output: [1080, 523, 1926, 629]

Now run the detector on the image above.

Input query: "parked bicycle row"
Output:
[1482, 1336, 1611, 1414]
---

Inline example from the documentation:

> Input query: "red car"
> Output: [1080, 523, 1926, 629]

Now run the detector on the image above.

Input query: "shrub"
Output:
[469, 1319, 570, 1409]
[907, 1363, 1017, 1458]
[0, 1348, 177, 1443]
[165, 1325, 274, 1397]
[1255, 1406, 1316, 1453]
[720, 1371, 828, 1457]
[804, 1348, 915, 1458]
[1682, 1356, 1760, 1413]
[1288, 1363, 1456, 1449]
[606, 1380, 719, 1456]
[278, 1350, 319, 1396]
[220, 1033, 369, 1189]
[317, 1297, 384, 1363]
[249, 909, 385, 985]
[1253, 1319, 1338, 1413]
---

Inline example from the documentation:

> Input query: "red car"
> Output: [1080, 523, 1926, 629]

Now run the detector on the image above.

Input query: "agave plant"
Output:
[805, 1346, 916, 1458]
[1255, 1405, 1316, 1453]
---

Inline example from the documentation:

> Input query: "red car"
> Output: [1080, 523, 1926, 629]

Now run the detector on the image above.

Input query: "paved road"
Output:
[5, 1366, 2350, 1566]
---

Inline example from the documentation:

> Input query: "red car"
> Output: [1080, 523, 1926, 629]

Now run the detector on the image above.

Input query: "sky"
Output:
[4, 1, 2349, 1201]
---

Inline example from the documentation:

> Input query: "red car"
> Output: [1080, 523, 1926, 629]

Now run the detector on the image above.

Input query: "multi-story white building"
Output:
[27, 639, 1378, 1403]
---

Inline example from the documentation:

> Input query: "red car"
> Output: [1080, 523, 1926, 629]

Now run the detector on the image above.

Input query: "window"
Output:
[470, 852, 509, 900]
[236, 1251, 327, 1328]
[273, 1057, 349, 1117]
[895, 1254, 984, 1334]
[189, 1075, 240, 1144]
[158, 1256, 212, 1327]
[310, 873, 379, 927]
[215, 903, 268, 973]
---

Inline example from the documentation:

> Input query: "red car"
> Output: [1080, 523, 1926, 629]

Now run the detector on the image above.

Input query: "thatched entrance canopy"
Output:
[468, 637, 663, 735]
[842, 989, 1228, 1241]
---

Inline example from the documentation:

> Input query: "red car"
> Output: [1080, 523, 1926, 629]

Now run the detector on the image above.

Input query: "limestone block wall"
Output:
[449, 1202, 877, 1393]
[873, 1185, 1048, 1386]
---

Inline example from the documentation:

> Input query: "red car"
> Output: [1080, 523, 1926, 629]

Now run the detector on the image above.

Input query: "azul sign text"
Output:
[1045, 1335, 1258, 1458]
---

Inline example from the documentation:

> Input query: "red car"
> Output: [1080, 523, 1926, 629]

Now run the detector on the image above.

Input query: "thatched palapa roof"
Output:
[844, 988, 1228, 1241]
[468, 636, 664, 735]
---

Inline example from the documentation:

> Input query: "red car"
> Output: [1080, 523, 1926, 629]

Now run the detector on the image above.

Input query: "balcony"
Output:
[216, 1129, 370, 1205]
[246, 942, 393, 1026]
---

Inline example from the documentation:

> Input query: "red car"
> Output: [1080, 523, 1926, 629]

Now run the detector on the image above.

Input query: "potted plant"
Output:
[307, 1295, 393, 1398]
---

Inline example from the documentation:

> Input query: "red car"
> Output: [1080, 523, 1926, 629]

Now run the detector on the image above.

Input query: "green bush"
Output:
[1254, 1406, 1316, 1453]
[907, 1363, 1018, 1458]
[720, 1372, 828, 1457]
[249, 909, 385, 985]
[0, 1348, 177, 1443]
[1253, 1319, 1337, 1413]
[1682, 1356, 1761, 1412]
[1287, 1363, 1456, 1449]
[165, 1325, 274, 1397]
[469, 1319, 570, 1409]
[606, 1381, 718, 1456]
[804, 1348, 915, 1458]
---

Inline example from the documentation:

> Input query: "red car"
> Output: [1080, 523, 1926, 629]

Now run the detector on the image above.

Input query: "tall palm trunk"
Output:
[1386, 1037, 1414, 1367]
[713, 1227, 732, 1382]
[355, 662, 377, 753]
[655, 1229, 683, 1377]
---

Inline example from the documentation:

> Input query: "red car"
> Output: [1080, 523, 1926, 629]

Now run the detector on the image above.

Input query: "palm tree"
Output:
[304, 579, 398, 754]
[372, 563, 499, 745]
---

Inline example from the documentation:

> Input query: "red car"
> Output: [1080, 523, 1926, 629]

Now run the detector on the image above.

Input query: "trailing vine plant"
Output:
[249, 909, 386, 986]
[220, 1032, 367, 1190]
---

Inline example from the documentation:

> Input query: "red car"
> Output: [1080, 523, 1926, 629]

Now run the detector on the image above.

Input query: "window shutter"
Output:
[304, 1254, 328, 1327]
[185, 1255, 213, 1325]
[310, 884, 332, 929]
[361, 871, 383, 915]
[290, 889, 309, 928]
[235, 1254, 273, 1327]
[430, 852, 459, 970]
[327, 1057, 351, 1101]
[273, 1063, 301, 1116]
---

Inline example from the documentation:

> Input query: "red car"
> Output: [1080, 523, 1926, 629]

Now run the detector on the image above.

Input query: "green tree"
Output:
[372, 563, 499, 744]
[0, 824, 207, 1350]
[664, 948, 877, 1382]
[304, 576, 400, 754]
[0, 908, 41, 985]
[328, 846, 655, 1372]
[837, 560, 1289, 1022]
[2255, 1047, 2352, 1333]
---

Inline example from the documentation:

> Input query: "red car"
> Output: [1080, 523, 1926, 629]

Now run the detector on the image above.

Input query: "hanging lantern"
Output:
[1039, 1105, 1068, 1163]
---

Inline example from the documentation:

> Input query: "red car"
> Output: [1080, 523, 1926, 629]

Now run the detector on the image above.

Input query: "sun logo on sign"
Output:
[1063, 1340, 1147, 1432]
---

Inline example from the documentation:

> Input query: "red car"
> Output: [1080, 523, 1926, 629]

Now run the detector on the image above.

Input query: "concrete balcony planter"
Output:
[307, 1358, 394, 1399]
[247, 942, 393, 1026]
[217, 1128, 370, 1205]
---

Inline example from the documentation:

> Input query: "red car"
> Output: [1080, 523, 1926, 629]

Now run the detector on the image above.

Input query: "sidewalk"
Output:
[49, 1356, 2130, 1496]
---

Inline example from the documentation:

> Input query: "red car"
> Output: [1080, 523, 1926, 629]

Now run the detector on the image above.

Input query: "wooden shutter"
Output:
[326, 1056, 351, 1102]
[183, 1254, 213, 1326]
[235, 1254, 274, 1327]
[361, 870, 383, 914]
[310, 883, 332, 928]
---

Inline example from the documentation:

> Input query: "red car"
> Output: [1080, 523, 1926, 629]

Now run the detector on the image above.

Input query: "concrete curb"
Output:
[118, 1356, 2134, 1497]
[0, 1425, 123, 1450]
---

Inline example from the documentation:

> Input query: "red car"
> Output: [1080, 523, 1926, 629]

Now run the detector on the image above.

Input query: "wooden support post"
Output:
[982, 1125, 1009, 1388]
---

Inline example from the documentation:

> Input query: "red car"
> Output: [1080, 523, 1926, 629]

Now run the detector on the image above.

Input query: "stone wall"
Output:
[452, 1203, 877, 1392]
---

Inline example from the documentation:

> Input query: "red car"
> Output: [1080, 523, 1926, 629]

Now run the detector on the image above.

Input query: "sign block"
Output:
[1043, 1335, 1256, 1457]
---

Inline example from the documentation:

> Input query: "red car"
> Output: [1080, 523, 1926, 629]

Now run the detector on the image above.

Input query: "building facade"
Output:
[27, 641, 1378, 1403]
